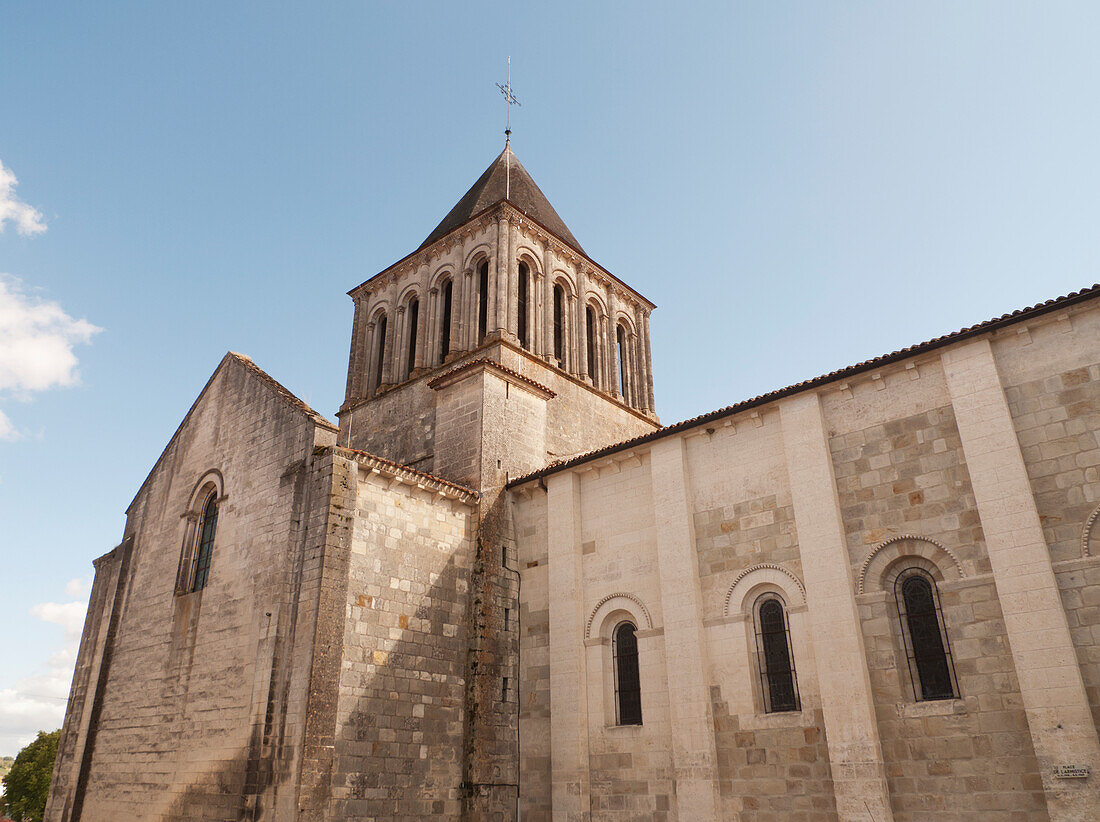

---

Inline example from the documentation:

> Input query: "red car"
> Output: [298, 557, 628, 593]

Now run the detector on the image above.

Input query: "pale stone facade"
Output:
[48, 145, 1100, 821]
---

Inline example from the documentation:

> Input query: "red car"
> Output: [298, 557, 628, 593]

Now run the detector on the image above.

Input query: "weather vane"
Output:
[496, 56, 521, 199]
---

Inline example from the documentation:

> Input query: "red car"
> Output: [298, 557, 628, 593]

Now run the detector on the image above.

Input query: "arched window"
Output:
[478, 261, 489, 344]
[754, 596, 799, 712]
[616, 324, 628, 398]
[553, 284, 565, 364]
[406, 297, 419, 376]
[439, 279, 453, 362]
[517, 263, 529, 350]
[374, 313, 387, 390]
[585, 306, 597, 384]
[896, 570, 957, 701]
[191, 493, 218, 592]
[613, 622, 642, 725]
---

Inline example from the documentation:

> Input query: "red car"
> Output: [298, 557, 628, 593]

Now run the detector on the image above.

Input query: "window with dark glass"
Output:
[755, 597, 799, 712]
[613, 622, 642, 725]
[517, 263, 529, 349]
[439, 279, 453, 362]
[616, 325, 628, 397]
[585, 306, 596, 383]
[191, 493, 218, 592]
[374, 314, 387, 390]
[478, 262, 489, 343]
[406, 297, 419, 375]
[896, 571, 957, 701]
[553, 284, 564, 363]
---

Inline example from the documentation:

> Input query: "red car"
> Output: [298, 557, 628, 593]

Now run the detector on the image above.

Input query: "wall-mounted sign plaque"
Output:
[1052, 765, 1090, 779]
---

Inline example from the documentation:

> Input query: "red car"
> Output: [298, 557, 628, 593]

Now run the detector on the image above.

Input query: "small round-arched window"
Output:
[895, 569, 957, 701]
[754, 596, 799, 713]
[612, 621, 642, 725]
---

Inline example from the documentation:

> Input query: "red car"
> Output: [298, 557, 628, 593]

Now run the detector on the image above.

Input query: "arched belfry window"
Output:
[374, 313, 388, 390]
[439, 279, 453, 362]
[613, 621, 642, 725]
[191, 493, 218, 592]
[406, 297, 419, 376]
[585, 305, 597, 384]
[616, 324, 628, 398]
[896, 569, 957, 701]
[517, 263, 529, 350]
[754, 596, 799, 712]
[478, 261, 489, 344]
[553, 284, 565, 364]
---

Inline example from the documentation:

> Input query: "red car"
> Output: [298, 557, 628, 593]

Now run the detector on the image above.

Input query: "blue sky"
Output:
[1, 2, 1098, 755]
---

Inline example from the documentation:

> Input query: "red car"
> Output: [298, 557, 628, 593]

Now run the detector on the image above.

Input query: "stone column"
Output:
[942, 339, 1100, 821]
[576, 268, 589, 380]
[546, 473, 590, 820]
[779, 392, 895, 822]
[392, 304, 406, 383]
[649, 437, 721, 818]
[566, 294, 578, 373]
[634, 304, 652, 412]
[599, 313, 611, 393]
[364, 320, 377, 394]
[534, 270, 545, 357]
[607, 291, 621, 398]
[494, 215, 508, 336]
[542, 247, 554, 360]
[642, 311, 656, 412]
[464, 268, 477, 350]
[423, 286, 438, 369]
[507, 221, 519, 340]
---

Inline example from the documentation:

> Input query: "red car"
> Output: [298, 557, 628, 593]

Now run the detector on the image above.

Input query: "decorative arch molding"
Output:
[368, 301, 392, 323]
[429, 264, 457, 290]
[585, 592, 654, 640]
[858, 534, 964, 595]
[551, 270, 577, 298]
[397, 284, 421, 306]
[1081, 505, 1100, 558]
[515, 247, 543, 273]
[463, 244, 493, 272]
[185, 469, 225, 514]
[613, 313, 639, 336]
[723, 563, 806, 618]
[584, 291, 608, 317]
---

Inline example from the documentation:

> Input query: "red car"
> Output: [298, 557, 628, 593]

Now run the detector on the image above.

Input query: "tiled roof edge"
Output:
[228, 353, 338, 431]
[337, 446, 478, 500]
[426, 357, 556, 397]
[507, 283, 1100, 488]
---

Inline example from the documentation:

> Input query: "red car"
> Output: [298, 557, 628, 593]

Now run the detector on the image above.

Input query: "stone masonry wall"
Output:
[48, 356, 339, 822]
[327, 462, 477, 820]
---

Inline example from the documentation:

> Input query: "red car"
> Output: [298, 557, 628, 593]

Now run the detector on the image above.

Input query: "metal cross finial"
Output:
[496, 56, 521, 145]
[495, 57, 521, 198]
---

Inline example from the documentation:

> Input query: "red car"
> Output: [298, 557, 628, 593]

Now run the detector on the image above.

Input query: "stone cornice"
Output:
[426, 357, 557, 399]
[335, 445, 478, 503]
[347, 201, 656, 311]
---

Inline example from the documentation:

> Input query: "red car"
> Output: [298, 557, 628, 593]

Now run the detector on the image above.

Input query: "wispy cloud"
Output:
[0, 159, 46, 236]
[0, 579, 91, 756]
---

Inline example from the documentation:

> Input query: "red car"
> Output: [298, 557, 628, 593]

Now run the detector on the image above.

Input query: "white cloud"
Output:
[0, 159, 46, 236]
[0, 583, 91, 756]
[0, 276, 100, 395]
[0, 409, 17, 442]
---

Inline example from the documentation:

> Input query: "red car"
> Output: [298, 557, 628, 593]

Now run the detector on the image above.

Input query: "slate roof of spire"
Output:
[419, 146, 585, 254]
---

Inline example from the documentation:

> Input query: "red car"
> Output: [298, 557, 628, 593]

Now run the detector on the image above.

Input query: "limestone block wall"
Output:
[510, 296, 1100, 822]
[47, 355, 340, 822]
[326, 459, 477, 820]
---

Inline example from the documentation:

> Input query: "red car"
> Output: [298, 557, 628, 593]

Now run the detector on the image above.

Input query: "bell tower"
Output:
[338, 144, 658, 488]
[336, 145, 659, 819]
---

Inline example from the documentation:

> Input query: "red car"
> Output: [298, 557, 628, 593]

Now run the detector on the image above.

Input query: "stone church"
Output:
[46, 144, 1100, 822]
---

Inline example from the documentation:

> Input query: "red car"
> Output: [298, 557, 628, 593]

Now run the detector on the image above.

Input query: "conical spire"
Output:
[419, 147, 584, 253]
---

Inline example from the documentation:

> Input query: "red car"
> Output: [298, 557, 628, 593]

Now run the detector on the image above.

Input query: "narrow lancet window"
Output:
[478, 262, 489, 344]
[439, 279, 453, 362]
[406, 298, 419, 376]
[553, 284, 565, 364]
[585, 306, 597, 384]
[191, 493, 218, 592]
[755, 597, 799, 712]
[613, 622, 642, 725]
[897, 571, 957, 701]
[517, 263, 529, 349]
[374, 314, 387, 390]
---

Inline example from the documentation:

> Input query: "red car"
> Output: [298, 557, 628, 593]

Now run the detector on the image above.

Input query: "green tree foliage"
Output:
[1, 731, 60, 822]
